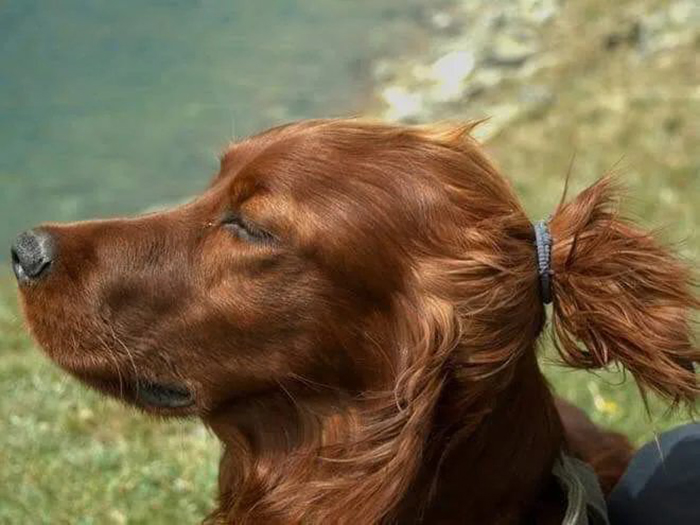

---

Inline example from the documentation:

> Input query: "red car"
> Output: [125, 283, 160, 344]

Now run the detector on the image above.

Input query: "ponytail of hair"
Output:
[548, 175, 699, 405]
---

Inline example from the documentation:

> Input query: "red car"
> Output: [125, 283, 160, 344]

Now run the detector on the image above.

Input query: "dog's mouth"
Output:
[136, 380, 194, 409]
[73, 369, 196, 411]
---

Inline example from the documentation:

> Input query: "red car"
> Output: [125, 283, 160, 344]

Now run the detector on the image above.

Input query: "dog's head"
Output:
[14, 120, 513, 417]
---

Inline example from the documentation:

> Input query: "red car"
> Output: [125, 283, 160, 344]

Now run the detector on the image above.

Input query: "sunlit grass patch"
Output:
[542, 357, 697, 447]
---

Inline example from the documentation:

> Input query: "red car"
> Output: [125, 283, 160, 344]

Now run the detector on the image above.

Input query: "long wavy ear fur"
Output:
[549, 175, 699, 405]
[308, 291, 460, 524]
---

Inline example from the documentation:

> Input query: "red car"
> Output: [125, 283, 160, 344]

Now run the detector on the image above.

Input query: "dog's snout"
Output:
[11, 229, 55, 283]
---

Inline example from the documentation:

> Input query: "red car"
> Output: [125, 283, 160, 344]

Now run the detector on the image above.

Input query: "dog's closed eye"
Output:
[221, 212, 277, 245]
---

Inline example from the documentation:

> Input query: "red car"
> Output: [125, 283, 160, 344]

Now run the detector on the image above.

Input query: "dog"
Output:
[13, 119, 698, 523]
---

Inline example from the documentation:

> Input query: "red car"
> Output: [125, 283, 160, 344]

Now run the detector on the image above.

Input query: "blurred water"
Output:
[0, 0, 420, 252]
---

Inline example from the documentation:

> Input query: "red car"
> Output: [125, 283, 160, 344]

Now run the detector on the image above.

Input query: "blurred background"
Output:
[0, 0, 697, 523]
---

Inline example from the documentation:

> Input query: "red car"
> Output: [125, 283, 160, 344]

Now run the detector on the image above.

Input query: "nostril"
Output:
[10, 245, 20, 265]
[11, 229, 55, 282]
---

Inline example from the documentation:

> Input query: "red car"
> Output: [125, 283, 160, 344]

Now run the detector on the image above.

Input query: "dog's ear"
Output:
[549, 176, 699, 405]
[267, 290, 462, 524]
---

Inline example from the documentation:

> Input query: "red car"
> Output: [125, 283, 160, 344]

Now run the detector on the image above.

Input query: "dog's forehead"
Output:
[216, 128, 358, 201]
[218, 120, 330, 171]
[210, 121, 445, 238]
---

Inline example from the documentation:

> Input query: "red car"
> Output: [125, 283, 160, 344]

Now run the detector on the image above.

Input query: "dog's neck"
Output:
[395, 353, 565, 524]
[205, 353, 564, 524]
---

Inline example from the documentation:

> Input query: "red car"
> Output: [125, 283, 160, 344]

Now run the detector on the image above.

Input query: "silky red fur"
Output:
[18, 119, 699, 524]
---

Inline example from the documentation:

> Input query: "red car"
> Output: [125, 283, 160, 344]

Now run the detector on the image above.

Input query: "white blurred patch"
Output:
[428, 50, 476, 102]
[380, 86, 425, 121]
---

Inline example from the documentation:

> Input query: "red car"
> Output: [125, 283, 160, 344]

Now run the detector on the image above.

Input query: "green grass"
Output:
[0, 0, 697, 522]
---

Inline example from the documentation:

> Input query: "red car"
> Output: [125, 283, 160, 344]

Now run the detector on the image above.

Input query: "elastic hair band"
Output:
[534, 220, 553, 305]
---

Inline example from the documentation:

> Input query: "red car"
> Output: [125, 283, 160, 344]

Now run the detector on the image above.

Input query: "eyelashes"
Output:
[221, 213, 277, 245]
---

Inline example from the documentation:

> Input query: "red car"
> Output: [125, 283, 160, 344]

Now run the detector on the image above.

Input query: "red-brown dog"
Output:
[13, 119, 698, 524]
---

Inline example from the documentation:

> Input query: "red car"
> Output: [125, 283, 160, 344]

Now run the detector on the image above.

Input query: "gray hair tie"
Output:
[534, 220, 553, 304]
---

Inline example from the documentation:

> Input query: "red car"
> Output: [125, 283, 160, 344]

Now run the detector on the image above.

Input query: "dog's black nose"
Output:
[11, 229, 55, 283]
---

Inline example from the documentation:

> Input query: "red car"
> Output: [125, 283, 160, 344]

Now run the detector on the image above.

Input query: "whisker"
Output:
[107, 325, 141, 399]
[95, 331, 125, 399]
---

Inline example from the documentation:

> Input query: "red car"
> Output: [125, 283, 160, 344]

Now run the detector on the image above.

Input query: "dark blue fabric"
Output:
[608, 423, 700, 525]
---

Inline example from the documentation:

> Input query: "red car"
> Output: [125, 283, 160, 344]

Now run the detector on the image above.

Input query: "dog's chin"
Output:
[31, 339, 198, 415]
